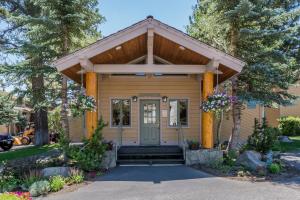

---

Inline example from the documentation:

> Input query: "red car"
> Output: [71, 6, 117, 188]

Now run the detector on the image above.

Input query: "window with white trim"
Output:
[169, 99, 188, 127]
[111, 99, 131, 127]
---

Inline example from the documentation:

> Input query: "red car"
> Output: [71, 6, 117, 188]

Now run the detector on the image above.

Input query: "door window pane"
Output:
[169, 99, 188, 127]
[111, 99, 131, 127]
[144, 103, 156, 124]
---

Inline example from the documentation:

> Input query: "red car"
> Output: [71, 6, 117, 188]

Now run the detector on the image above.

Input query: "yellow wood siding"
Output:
[280, 84, 300, 117]
[97, 75, 201, 145]
[217, 105, 262, 143]
[68, 117, 85, 142]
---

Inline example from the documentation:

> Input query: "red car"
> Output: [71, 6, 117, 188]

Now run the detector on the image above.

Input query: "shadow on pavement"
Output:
[96, 165, 213, 183]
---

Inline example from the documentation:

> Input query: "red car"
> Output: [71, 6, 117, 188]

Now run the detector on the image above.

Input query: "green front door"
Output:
[140, 100, 160, 145]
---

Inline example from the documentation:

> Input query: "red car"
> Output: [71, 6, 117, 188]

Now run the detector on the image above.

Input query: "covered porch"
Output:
[53, 16, 245, 150]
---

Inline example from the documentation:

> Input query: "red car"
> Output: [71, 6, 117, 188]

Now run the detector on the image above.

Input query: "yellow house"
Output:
[53, 17, 245, 163]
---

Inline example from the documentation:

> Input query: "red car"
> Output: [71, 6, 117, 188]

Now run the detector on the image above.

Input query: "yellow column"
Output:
[86, 72, 98, 138]
[202, 72, 214, 148]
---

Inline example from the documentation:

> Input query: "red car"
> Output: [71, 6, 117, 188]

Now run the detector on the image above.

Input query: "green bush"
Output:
[268, 163, 281, 174]
[67, 118, 107, 171]
[21, 169, 44, 190]
[29, 180, 51, 197]
[0, 193, 19, 200]
[66, 168, 84, 185]
[223, 150, 238, 166]
[246, 118, 280, 153]
[279, 116, 300, 136]
[49, 176, 65, 192]
[0, 171, 20, 193]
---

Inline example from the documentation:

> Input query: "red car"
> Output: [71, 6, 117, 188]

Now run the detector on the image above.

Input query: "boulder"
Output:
[278, 136, 293, 143]
[280, 153, 300, 172]
[185, 149, 223, 166]
[237, 151, 266, 171]
[101, 150, 116, 169]
[41, 167, 70, 178]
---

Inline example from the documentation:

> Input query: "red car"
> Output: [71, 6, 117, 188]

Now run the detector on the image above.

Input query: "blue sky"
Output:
[1, 0, 197, 91]
[99, 0, 197, 36]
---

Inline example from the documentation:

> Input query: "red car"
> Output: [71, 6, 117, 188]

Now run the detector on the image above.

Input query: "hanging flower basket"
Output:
[201, 92, 236, 113]
[70, 94, 96, 117]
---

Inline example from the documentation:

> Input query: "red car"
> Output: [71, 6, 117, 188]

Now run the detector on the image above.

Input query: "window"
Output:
[111, 99, 131, 127]
[169, 99, 188, 127]
[143, 103, 157, 124]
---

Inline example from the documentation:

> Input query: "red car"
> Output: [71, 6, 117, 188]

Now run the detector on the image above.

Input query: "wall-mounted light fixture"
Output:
[179, 46, 185, 51]
[115, 46, 122, 50]
[132, 96, 138, 102]
[162, 96, 168, 103]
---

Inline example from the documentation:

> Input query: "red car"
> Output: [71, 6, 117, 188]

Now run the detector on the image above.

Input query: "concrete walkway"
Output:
[41, 165, 300, 200]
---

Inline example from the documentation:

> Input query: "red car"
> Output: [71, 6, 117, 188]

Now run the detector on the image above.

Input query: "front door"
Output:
[140, 100, 160, 145]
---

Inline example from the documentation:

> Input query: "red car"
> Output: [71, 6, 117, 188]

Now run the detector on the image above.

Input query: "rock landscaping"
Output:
[0, 119, 116, 199]
[41, 167, 71, 178]
[236, 150, 266, 171]
[185, 149, 223, 166]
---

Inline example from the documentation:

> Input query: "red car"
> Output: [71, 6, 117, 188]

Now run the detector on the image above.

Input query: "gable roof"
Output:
[53, 16, 245, 76]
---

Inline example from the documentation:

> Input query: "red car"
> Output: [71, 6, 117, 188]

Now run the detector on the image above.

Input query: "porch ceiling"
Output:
[56, 17, 245, 84]
[61, 33, 236, 84]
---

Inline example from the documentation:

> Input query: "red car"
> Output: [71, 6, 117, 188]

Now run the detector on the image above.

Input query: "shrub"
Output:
[21, 169, 43, 190]
[67, 118, 107, 171]
[279, 116, 300, 136]
[0, 171, 20, 193]
[223, 150, 238, 166]
[246, 118, 280, 153]
[29, 180, 50, 197]
[0, 193, 20, 200]
[66, 168, 84, 185]
[268, 163, 281, 174]
[49, 176, 65, 192]
[0, 192, 32, 200]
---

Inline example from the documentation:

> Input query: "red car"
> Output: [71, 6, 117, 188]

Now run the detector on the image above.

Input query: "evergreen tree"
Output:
[34, 0, 105, 138]
[187, 0, 300, 150]
[0, 0, 54, 145]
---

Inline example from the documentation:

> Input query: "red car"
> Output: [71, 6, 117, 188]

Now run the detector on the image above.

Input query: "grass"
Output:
[275, 136, 300, 153]
[0, 143, 59, 161]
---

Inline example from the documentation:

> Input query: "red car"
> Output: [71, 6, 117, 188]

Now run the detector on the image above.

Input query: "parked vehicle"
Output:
[15, 123, 35, 145]
[0, 134, 14, 151]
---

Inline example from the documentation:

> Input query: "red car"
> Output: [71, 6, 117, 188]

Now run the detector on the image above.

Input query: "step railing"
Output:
[177, 122, 186, 161]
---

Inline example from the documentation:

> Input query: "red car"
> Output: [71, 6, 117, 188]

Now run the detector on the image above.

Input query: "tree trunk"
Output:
[229, 76, 242, 150]
[216, 111, 223, 147]
[32, 73, 49, 146]
[60, 28, 70, 138]
[228, 25, 242, 150]
[60, 75, 69, 138]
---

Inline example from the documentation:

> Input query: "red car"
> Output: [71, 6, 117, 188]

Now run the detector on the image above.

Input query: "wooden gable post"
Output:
[80, 56, 98, 138]
[86, 72, 98, 138]
[202, 59, 219, 148]
[202, 71, 214, 148]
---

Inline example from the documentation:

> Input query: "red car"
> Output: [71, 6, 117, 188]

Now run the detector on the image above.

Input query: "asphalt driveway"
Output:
[41, 165, 300, 200]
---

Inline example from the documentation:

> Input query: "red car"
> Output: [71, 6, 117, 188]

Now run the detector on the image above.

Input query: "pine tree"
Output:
[34, 0, 105, 138]
[187, 0, 300, 150]
[0, 0, 54, 145]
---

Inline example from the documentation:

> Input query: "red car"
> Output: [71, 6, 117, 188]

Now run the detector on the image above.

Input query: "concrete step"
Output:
[117, 159, 185, 165]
